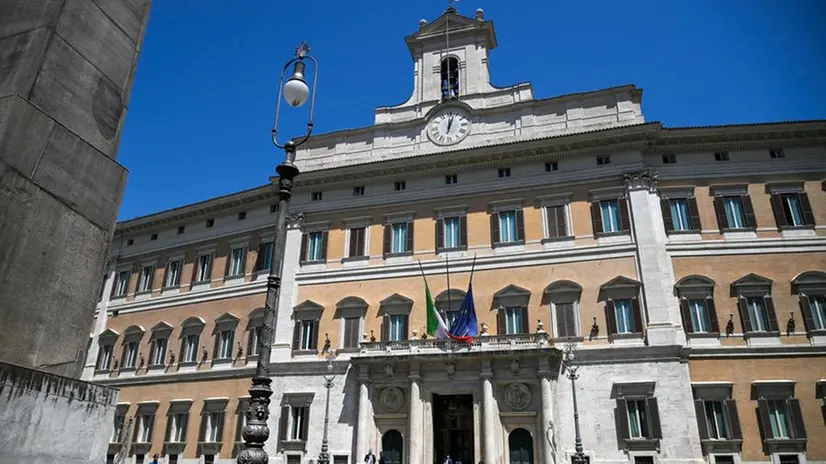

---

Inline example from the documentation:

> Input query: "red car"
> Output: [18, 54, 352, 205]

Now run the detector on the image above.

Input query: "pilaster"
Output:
[480, 360, 498, 464]
[272, 213, 305, 361]
[356, 364, 371, 459]
[538, 357, 556, 464]
[408, 362, 424, 464]
[81, 258, 118, 380]
[623, 169, 685, 346]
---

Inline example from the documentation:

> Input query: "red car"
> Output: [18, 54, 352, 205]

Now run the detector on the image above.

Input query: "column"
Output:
[481, 362, 497, 464]
[356, 365, 370, 458]
[623, 169, 684, 346]
[271, 216, 304, 361]
[408, 363, 423, 464]
[81, 259, 117, 380]
[538, 361, 555, 464]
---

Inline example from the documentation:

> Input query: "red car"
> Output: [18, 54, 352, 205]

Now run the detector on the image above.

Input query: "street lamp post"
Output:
[563, 339, 588, 464]
[318, 350, 338, 464]
[238, 42, 318, 464]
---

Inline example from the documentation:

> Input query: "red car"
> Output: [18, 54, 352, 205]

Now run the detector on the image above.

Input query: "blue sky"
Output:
[116, 0, 826, 221]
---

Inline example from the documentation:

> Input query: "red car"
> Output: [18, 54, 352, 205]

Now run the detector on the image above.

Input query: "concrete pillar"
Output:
[408, 364, 423, 464]
[623, 169, 684, 346]
[356, 365, 371, 458]
[539, 361, 555, 464]
[81, 259, 118, 379]
[272, 221, 304, 361]
[481, 364, 497, 464]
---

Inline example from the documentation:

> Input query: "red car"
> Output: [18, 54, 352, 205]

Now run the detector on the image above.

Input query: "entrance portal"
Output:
[433, 394, 475, 464]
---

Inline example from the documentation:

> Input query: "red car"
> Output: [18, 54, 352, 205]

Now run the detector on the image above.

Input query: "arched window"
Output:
[674, 275, 719, 335]
[180, 317, 206, 364]
[791, 271, 826, 335]
[544, 280, 583, 339]
[435, 289, 466, 329]
[508, 428, 533, 464]
[382, 430, 404, 464]
[441, 57, 459, 100]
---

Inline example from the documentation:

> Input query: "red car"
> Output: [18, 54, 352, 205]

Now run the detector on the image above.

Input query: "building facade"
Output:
[83, 7, 826, 464]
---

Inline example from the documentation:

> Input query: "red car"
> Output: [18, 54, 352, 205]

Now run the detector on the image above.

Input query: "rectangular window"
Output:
[168, 456, 178, 464]
[151, 338, 167, 366]
[137, 265, 155, 293]
[688, 299, 710, 333]
[555, 303, 578, 338]
[300, 321, 315, 351]
[334, 456, 349, 464]
[443, 217, 461, 248]
[662, 154, 677, 164]
[270, 204, 278, 213]
[722, 197, 746, 229]
[249, 326, 263, 356]
[389, 315, 406, 341]
[256, 241, 273, 271]
[126, 239, 134, 246]
[615, 299, 635, 334]
[113, 270, 130, 297]
[545, 161, 558, 172]
[206, 218, 214, 228]
[287, 456, 301, 464]
[778, 456, 799, 464]
[775, 193, 807, 227]
[150, 233, 158, 241]
[353, 186, 365, 196]
[177, 226, 185, 234]
[600, 200, 621, 233]
[137, 414, 154, 442]
[768, 400, 791, 438]
[97, 345, 113, 370]
[770, 148, 785, 159]
[714, 456, 735, 464]
[123, 341, 138, 368]
[394, 181, 406, 191]
[348, 227, 366, 258]
[704, 401, 729, 439]
[112, 414, 125, 443]
[545, 205, 568, 238]
[290, 407, 307, 440]
[391, 222, 408, 253]
[746, 297, 770, 332]
[183, 334, 199, 362]
[343, 317, 361, 348]
[445, 174, 457, 185]
[505, 307, 524, 335]
[596, 155, 611, 165]
[204, 411, 224, 442]
[714, 152, 730, 161]
[306, 232, 324, 261]
[311, 191, 322, 201]
[627, 399, 650, 438]
[498, 210, 518, 243]
[228, 247, 245, 276]
[196, 254, 213, 282]
[165, 260, 182, 287]
[168, 413, 187, 442]
[669, 199, 692, 231]
[204, 456, 214, 464]
[634, 457, 653, 464]
[809, 295, 826, 330]
[217, 330, 234, 359]
[237, 211, 247, 220]
[498, 168, 511, 178]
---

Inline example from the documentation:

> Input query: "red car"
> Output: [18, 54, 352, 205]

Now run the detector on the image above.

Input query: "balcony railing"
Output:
[356, 332, 552, 357]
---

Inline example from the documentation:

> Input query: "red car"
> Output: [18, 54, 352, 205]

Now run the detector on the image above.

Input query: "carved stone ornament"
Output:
[380, 387, 405, 412]
[622, 169, 659, 191]
[285, 210, 304, 229]
[504, 383, 532, 411]
[510, 358, 520, 374]
[384, 363, 395, 377]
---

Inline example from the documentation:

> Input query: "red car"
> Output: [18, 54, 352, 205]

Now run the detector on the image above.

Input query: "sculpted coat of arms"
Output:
[504, 383, 532, 411]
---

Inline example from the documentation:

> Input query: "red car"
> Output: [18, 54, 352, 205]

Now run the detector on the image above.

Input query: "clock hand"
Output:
[447, 115, 454, 132]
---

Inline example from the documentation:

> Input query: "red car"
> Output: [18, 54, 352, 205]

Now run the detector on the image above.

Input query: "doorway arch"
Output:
[382, 429, 403, 464]
[508, 428, 534, 464]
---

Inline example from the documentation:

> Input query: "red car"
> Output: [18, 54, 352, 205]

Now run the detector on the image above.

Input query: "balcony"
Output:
[355, 332, 552, 359]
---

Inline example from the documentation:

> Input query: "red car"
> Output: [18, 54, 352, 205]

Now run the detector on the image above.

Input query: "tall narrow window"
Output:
[746, 297, 770, 332]
[723, 197, 745, 229]
[627, 399, 649, 438]
[97, 344, 113, 370]
[256, 241, 273, 271]
[183, 334, 199, 363]
[809, 295, 826, 330]
[615, 300, 635, 334]
[505, 307, 525, 335]
[228, 247, 245, 277]
[389, 315, 406, 341]
[150, 338, 167, 366]
[554, 303, 578, 338]
[216, 330, 234, 359]
[688, 299, 710, 333]
[113, 270, 130, 297]
[165, 260, 182, 288]
[136, 413, 154, 443]
[123, 341, 138, 368]
[300, 321, 316, 350]
[600, 200, 621, 233]
[391, 223, 409, 253]
[196, 254, 212, 282]
[204, 411, 225, 442]
[137, 265, 155, 293]
[443, 217, 461, 248]
[167, 412, 188, 442]
[499, 211, 518, 243]
[342, 317, 361, 348]
[545, 205, 568, 239]
[290, 406, 307, 440]
[669, 199, 691, 231]
[348, 227, 367, 258]
[771, 191, 814, 228]
[440, 57, 459, 100]
[704, 401, 729, 439]
[768, 400, 791, 438]
[112, 413, 125, 442]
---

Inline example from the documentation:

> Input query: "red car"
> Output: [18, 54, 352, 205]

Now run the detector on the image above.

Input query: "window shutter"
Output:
[215, 412, 225, 443]
[764, 296, 779, 332]
[646, 397, 662, 439]
[497, 308, 506, 335]
[660, 199, 674, 233]
[382, 224, 392, 256]
[687, 197, 701, 231]
[320, 231, 328, 260]
[516, 209, 525, 241]
[358, 228, 366, 256]
[235, 411, 243, 442]
[149, 340, 157, 365]
[348, 229, 358, 257]
[557, 303, 577, 338]
[787, 399, 807, 439]
[460, 216, 468, 247]
[557, 206, 569, 237]
[164, 414, 173, 442]
[713, 197, 728, 231]
[799, 193, 815, 226]
[520, 307, 530, 334]
[401, 315, 409, 340]
[310, 321, 319, 351]
[301, 406, 311, 440]
[590, 201, 603, 236]
[737, 297, 752, 333]
[723, 399, 742, 440]
[300, 234, 308, 262]
[147, 415, 155, 443]
[757, 398, 773, 438]
[770, 195, 788, 228]
[799, 295, 816, 333]
[615, 398, 630, 439]
[406, 221, 415, 252]
[490, 212, 500, 246]
[741, 195, 756, 228]
[291, 322, 300, 351]
[694, 400, 709, 439]
[246, 328, 255, 356]
[706, 298, 720, 333]
[277, 406, 289, 442]
[679, 299, 693, 333]
[381, 315, 390, 342]
[198, 414, 207, 442]
[631, 298, 643, 333]
[619, 198, 631, 232]
[212, 334, 220, 359]
[95, 347, 103, 369]
[179, 338, 187, 362]
[435, 219, 444, 250]
[605, 301, 618, 335]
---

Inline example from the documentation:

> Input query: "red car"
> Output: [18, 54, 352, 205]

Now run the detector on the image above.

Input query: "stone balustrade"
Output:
[356, 332, 552, 357]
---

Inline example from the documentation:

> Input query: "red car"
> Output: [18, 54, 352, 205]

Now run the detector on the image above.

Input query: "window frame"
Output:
[193, 251, 214, 285]
[120, 325, 145, 371]
[300, 222, 330, 265]
[292, 300, 324, 354]
[732, 274, 779, 338]
[589, 192, 631, 238]
[278, 393, 314, 448]
[792, 271, 826, 336]
[179, 317, 206, 365]
[494, 284, 531, 336]
[659, 189, 701, 234]
[380, 293, 414, 343]
[767, 183, 815, 231]
[164, 257, 184, 289]
[489, 200, 526, 248]
[675, 275, 720, 337]
[545, 280, 583, 340]
[343, 218, 371, 262]
[198, 397, 229, 454]
[148, 322, 173, 368]
[612, 382, 662, 450]
[165, 399, 192, 452]
[600, 276, 644, 340]
[336, 297, 367, 351]
[710, 186, 756, 233]
[111, 269, 131, 298]
[136, 263, 156, 294]
[752, 381, 807, 454]
[692, 383, 743, 453]
[212, 313, 240, 363]
[226, 245, 247, 278]
[383, 213, 415, 259]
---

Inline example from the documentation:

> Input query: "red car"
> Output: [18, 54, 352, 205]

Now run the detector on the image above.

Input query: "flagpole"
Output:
[417, 260, 430, 287]
[445, 254, 452, 319]
[468, 254, 477, 283]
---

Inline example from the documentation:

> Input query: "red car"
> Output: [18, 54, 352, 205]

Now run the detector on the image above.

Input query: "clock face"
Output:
[427, 109, 471, 146]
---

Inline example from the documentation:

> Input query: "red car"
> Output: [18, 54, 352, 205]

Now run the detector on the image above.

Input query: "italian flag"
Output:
[425, 283, 450, 339]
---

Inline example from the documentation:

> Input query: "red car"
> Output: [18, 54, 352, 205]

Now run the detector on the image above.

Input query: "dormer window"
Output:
[441, 57, 459, 100]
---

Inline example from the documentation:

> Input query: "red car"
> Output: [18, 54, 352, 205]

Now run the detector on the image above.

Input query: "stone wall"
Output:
[0, 0, 151, 377]
[0, 361, 119, 464]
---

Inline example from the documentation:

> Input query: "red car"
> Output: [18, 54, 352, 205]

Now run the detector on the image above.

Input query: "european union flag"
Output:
[448, 282, 478, 342]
